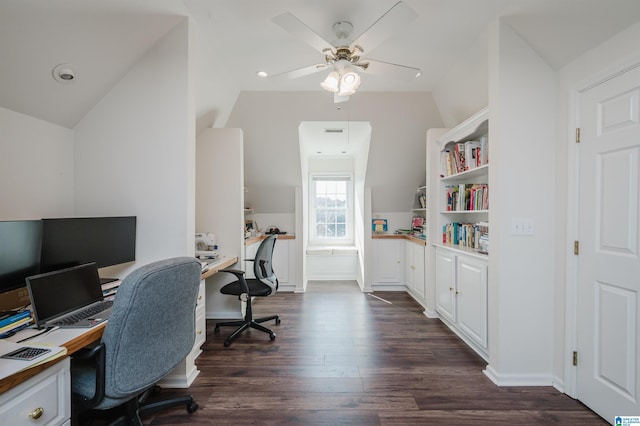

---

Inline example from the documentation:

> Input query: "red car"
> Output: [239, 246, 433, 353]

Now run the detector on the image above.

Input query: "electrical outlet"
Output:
[511, 217, 535, 236]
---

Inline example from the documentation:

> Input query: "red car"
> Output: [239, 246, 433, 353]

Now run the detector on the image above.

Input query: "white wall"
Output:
[0, 107, 74, 220]
[433, 29, 490, 127]
[485, 20, 556, 385]
[555, 21, 640, 394]
[225, 91, 443, 215]
[73, 18, 194, 280]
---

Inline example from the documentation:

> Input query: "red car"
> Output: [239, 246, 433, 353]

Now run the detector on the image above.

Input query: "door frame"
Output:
[564, 58, 640, 399]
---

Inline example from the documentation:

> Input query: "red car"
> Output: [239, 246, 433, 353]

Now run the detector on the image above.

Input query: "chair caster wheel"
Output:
[187, 401, 199, 413]
[224, 340, 231, 347]
[275, 318, 281, 325]
[270, 333, 276, 341]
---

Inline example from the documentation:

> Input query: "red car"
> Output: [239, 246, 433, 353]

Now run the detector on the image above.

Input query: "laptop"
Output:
[26, 262, 113, 328]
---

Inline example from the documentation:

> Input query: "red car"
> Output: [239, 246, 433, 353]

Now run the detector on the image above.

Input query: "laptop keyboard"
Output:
[52, 300, 114, 326]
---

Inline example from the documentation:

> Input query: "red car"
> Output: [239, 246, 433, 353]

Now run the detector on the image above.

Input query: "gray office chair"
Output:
[71, 257, 202, 425]
[215, 234, 280, 347]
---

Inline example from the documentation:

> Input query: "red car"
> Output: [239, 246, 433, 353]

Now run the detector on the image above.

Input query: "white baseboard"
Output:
[424, 308, 439, 318]
[483, 364, 554, 386]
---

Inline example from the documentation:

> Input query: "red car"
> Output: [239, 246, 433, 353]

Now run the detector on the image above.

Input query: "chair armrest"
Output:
[220, 269, 251, 298]
[72, 343, 106, 408]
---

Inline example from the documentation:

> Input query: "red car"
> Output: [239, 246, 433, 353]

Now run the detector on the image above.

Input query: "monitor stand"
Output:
[100, 277, 118, 285]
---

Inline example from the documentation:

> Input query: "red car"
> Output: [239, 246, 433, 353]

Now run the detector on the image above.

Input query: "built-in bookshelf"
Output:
[411, 185, 427, 239]
[435, 108, 489, 257]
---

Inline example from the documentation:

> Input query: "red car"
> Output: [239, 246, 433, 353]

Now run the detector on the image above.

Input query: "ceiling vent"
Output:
[324, 128, 344, 133]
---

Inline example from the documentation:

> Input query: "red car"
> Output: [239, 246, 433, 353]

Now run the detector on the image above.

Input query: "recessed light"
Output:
[415, 71, 422, 78]
[257, 71, 268, 78]
[53, 63, 76, 83]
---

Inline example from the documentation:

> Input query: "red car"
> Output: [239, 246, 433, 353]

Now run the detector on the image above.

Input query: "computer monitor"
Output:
[0, 220, 43, 294]
[40, 216, 136, 275]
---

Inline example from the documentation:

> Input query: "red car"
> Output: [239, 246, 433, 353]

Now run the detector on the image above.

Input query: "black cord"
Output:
[16, 326, 56, 343]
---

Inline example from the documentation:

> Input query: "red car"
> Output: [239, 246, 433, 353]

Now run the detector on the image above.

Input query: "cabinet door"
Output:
[374, 239, 403, 284]
[405, 241, 414, 290]
[435, 248, 456, 322]
[272, 239, 289, 283]
[456, 255, 488, 349]
[405, 241, 425, 299]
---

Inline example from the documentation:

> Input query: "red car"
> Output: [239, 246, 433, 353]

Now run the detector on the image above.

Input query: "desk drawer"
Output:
[0, 357, 70, 425]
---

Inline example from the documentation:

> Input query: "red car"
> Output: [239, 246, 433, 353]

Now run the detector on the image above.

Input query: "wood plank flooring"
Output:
[143, 281, 606, 425]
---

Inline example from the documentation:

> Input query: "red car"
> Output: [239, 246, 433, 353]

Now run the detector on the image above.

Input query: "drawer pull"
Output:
[29, 407, 44, 420]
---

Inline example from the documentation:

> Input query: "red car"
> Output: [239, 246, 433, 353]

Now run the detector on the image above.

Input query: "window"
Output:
[310, 175, 352, 243]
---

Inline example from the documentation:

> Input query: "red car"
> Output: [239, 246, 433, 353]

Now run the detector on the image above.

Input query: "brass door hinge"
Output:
[573, 351, 578, 366]
[576, 128, 581, 143]
[574, 241, 579, 255]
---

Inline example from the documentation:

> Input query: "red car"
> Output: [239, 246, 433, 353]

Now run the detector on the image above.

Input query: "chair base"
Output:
[215, 314, 281, 347]
[75, 386, 198, 426]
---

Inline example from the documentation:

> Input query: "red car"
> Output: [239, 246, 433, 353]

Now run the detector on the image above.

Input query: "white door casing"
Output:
[576, 64, 640, 422]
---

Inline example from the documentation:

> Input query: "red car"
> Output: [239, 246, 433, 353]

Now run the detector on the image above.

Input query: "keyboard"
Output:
[52, 300, 114, 326]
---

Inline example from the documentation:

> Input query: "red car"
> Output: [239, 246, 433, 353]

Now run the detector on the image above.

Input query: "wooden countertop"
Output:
[201, 256, 238, 280]
[372, 234, 427, 246]
[245, 234, 295, 246]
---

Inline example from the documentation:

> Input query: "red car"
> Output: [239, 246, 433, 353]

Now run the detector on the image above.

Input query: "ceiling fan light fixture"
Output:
[338, 71, 360, 96]
[320, 71, 340, 92]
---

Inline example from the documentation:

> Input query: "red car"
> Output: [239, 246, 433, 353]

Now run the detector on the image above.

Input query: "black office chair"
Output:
[215, 233, 281, 347]
[70, 257, 202, 425]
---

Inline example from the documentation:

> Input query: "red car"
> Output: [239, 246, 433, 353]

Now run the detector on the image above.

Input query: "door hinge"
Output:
[574, 241, 579, 255]
[573, 351, 578, 366]
[575, 128, 581, 143]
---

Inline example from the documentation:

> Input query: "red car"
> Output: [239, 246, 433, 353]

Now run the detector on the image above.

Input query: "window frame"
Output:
[309, 173, 354, 246]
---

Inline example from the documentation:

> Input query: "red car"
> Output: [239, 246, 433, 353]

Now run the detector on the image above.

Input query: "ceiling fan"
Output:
[267, 1, 421, 103]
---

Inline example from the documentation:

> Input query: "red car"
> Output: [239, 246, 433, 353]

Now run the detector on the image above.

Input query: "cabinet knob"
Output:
[456, 291, 461, 295]
[449, 287, 454, 291]
[197, 328, 202, 335]
[29, 407, 44, 420]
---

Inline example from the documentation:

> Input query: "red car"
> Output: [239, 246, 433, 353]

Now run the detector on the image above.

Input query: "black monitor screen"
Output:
[40, 216, 136, 272]
[0, 220, 43, 293]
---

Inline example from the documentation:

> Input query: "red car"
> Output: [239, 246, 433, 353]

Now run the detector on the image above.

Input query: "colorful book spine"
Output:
[0, 310, 31, 329]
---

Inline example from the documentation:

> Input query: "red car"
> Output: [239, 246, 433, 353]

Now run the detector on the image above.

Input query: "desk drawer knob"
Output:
[29, 407, 44, 420]
[197, 328, 202, 335]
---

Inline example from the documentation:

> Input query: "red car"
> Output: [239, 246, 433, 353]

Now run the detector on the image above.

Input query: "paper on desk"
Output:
[0, 340, 67, 380]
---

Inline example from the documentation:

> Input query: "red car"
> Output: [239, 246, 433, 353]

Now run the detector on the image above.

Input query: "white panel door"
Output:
[577, 65, 640, 422]
[435, 248, 456, 323]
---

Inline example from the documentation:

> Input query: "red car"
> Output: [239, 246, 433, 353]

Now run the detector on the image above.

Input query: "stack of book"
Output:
[0, 310, 32, 337]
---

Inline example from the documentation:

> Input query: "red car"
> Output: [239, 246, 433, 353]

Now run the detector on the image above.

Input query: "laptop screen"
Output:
[26, 263, 102, 325]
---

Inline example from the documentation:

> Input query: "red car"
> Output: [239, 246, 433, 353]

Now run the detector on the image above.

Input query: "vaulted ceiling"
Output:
[1, 0, 639, 129]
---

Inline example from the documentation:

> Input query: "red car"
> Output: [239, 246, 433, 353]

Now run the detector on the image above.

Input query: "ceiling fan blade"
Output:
[350, 1, 416, 54]
[272, 12, 334, 54]
[268, 63, 329, 80]
[362, 59, 421, 82]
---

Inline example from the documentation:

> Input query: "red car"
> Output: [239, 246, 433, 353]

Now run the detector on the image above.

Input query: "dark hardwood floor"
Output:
[143, 281, 606, 425]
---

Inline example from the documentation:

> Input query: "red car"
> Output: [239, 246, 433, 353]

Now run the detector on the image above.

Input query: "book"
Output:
[0, 310, 31, 329]
[0, 316, 32, 334]
[372, 218, 388, 233]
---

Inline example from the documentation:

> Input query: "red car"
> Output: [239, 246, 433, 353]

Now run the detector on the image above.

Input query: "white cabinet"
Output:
[0, 357, 70, 425]
[434, 247, 488, 360]
[405, 240, 425, 300]
[435, 248, 456, 323]
[371, 238, 404, 288]
[456, 255, 488, 350]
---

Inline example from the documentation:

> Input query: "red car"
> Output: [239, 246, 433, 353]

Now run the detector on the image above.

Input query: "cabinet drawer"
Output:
[194, 307, 206, 350]
[0, 357, 70, 426]
[196, 281, 206, 308]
